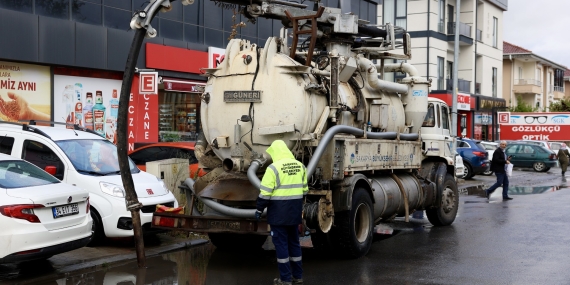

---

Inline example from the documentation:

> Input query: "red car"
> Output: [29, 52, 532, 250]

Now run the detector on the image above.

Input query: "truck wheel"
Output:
[208, 233, 267, 251]
[88, 208, 105, 246]
[334, 188, 373, 259]
[426, 174, 459, 226]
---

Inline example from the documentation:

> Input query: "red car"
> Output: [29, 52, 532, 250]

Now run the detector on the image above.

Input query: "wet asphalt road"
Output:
[4, 168, 570, 285]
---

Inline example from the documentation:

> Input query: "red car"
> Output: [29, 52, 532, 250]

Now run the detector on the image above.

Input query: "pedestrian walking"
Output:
[485, 140, 513, 200]
[256, 140, 308, 285]
[558, 143, 570, 176]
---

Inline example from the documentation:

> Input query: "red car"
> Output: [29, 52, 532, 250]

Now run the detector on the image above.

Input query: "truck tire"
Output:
[426, 173, 458, 226]
[334, 187, 373, 259]
[88, 208, 104, 246]
[208, 233, 267, 251]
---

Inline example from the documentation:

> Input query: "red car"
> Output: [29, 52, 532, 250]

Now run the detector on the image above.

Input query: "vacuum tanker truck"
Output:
[149, 0, 459, 258]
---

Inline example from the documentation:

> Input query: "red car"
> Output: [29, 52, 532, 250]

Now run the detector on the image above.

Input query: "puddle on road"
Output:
[461, 184, 564, 203]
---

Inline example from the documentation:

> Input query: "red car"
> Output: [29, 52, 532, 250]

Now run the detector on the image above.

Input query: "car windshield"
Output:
[56, 139, 139, 175]
[422, 104, 435, 127]
[0, 160, 60, 189]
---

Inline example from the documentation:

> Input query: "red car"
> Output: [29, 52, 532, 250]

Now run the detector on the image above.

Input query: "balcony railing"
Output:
[514, 79, 542, 87]
[475, 82, 481, 94]
[447, 22, 472, 38]
[555, 86, 565, 93]
[476, 29, 482, 42]
[438, 21, 445, 33]
[446, 78, 471, 93]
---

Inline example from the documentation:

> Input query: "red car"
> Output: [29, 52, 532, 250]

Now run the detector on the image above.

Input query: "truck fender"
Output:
[420, 162, 448, 208]
[332, 173, 373, 212]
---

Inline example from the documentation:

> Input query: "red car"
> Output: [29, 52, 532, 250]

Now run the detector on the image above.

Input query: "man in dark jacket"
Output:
[485, 140, 513, 200]
[256, 140, 308, 285]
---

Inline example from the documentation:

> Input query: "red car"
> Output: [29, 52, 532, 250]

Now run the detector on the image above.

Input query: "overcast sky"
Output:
[503, 0, 570, 68]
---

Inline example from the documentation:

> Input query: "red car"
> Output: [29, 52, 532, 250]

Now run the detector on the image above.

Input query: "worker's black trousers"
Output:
[271, 225, 303, 282]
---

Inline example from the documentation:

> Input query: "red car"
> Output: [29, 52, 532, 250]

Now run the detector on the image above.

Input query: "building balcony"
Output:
[513, 79, 542, 94]
[446, 78, 471, 93]
[438, 22, 445, 33]
[447, 22, 472, 38]
[446, 22, 473, 45]
[554, 86, 565, 99]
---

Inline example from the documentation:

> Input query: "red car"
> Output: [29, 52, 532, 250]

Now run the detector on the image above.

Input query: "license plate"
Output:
[52, 203, 79, 219]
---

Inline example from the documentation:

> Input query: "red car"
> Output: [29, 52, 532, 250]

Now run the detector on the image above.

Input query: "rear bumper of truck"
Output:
[151, 212, 270, 235]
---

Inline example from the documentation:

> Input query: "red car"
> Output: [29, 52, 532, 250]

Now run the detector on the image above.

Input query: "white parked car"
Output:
[480, 141, 498, 175]
[0, 122, 178, 245]
[0, 154, 92, 263]
[455, 151, 465, 178]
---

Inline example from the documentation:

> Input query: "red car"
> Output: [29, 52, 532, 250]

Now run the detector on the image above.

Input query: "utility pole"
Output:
[451, 0, 461, 137]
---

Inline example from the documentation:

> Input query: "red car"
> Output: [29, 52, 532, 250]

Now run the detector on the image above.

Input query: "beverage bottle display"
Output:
[106, 89, 119, 143]
[83, 92, 94, 130]
[62, 85, 74, 128]
[93, 91, 106, 136]
[74, 83, 83, 126]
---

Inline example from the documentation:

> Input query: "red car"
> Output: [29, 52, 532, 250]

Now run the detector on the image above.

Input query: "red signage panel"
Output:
[128, 74, 158, 152]
[146, 43, 208, 74]
[498, 112, 570, 141]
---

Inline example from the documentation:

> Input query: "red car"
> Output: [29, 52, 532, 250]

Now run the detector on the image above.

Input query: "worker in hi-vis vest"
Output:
[256, 140, 308, 285]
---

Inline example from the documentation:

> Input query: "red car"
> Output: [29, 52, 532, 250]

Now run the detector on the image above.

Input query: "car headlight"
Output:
[100, 182, 126, 198]
[156, 177, 170, 193]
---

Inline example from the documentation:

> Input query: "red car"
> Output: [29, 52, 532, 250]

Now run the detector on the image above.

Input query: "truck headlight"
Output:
[100, 182, 126, 198]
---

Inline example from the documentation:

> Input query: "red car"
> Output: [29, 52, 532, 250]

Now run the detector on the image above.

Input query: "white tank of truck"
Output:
[151, 0, 459, 259]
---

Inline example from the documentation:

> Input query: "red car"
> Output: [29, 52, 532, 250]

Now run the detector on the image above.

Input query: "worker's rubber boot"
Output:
[273, 278, 292, 285]
[292, 277, 303, 284]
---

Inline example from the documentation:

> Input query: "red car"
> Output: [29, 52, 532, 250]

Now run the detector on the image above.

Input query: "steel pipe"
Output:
[358, 57, 408, 94]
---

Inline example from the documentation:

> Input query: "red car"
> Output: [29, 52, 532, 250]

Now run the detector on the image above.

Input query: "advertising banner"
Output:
[54, 75, 121, 143]
[498, 112, 570, 141]
[128, 74, 158, 152]
[0, 61, 51, 122]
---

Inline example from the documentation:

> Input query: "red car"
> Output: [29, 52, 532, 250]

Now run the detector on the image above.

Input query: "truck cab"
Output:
[421, 97, 456, 174]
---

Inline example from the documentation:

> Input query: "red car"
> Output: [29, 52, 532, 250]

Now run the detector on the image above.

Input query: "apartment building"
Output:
[378, 0, 507, 141]
[503, 42, 566, 111]
[563, 70, 570, 100]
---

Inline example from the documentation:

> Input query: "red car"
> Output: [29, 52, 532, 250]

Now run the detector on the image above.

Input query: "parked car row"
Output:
[0, 121, 185, 264]
[456, 139, 559, 178]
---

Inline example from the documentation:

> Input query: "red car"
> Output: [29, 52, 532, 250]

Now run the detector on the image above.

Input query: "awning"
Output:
[161, 77, 205, 92]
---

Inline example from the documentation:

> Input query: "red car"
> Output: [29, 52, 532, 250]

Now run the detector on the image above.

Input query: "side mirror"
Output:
[44, 166, 57, 175]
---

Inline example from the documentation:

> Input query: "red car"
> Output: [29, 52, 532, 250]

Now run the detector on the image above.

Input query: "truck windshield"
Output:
[56, 139, 139, 175]
[422, 104, 435, 127]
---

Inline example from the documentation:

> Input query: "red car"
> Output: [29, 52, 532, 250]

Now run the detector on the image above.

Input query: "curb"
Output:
[18, 239, 209, 285]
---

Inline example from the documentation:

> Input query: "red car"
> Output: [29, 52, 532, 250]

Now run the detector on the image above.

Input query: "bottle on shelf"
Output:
[74, 83, 83, 126]
[106, 89, 119, 143]
[93, 91, 106, 136]
[83, 92, 94, 130]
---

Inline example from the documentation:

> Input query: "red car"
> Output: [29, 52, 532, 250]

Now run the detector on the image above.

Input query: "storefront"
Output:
[473, 95, 507, 141]
[158, 78, 205, 142]
[429, 91, 476, 138]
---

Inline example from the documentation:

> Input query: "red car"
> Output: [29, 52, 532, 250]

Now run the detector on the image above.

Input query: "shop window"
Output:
[22, 140, 65, 180]
[35, 0, 69, 20]
[0, 136, 15, 155]
[73, 1, 102, 25]
[0, 0, 33, 13]
[158, 91, 201, 142]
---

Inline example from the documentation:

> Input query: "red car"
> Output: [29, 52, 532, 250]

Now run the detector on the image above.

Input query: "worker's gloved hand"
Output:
[255, 210, 263, 221]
